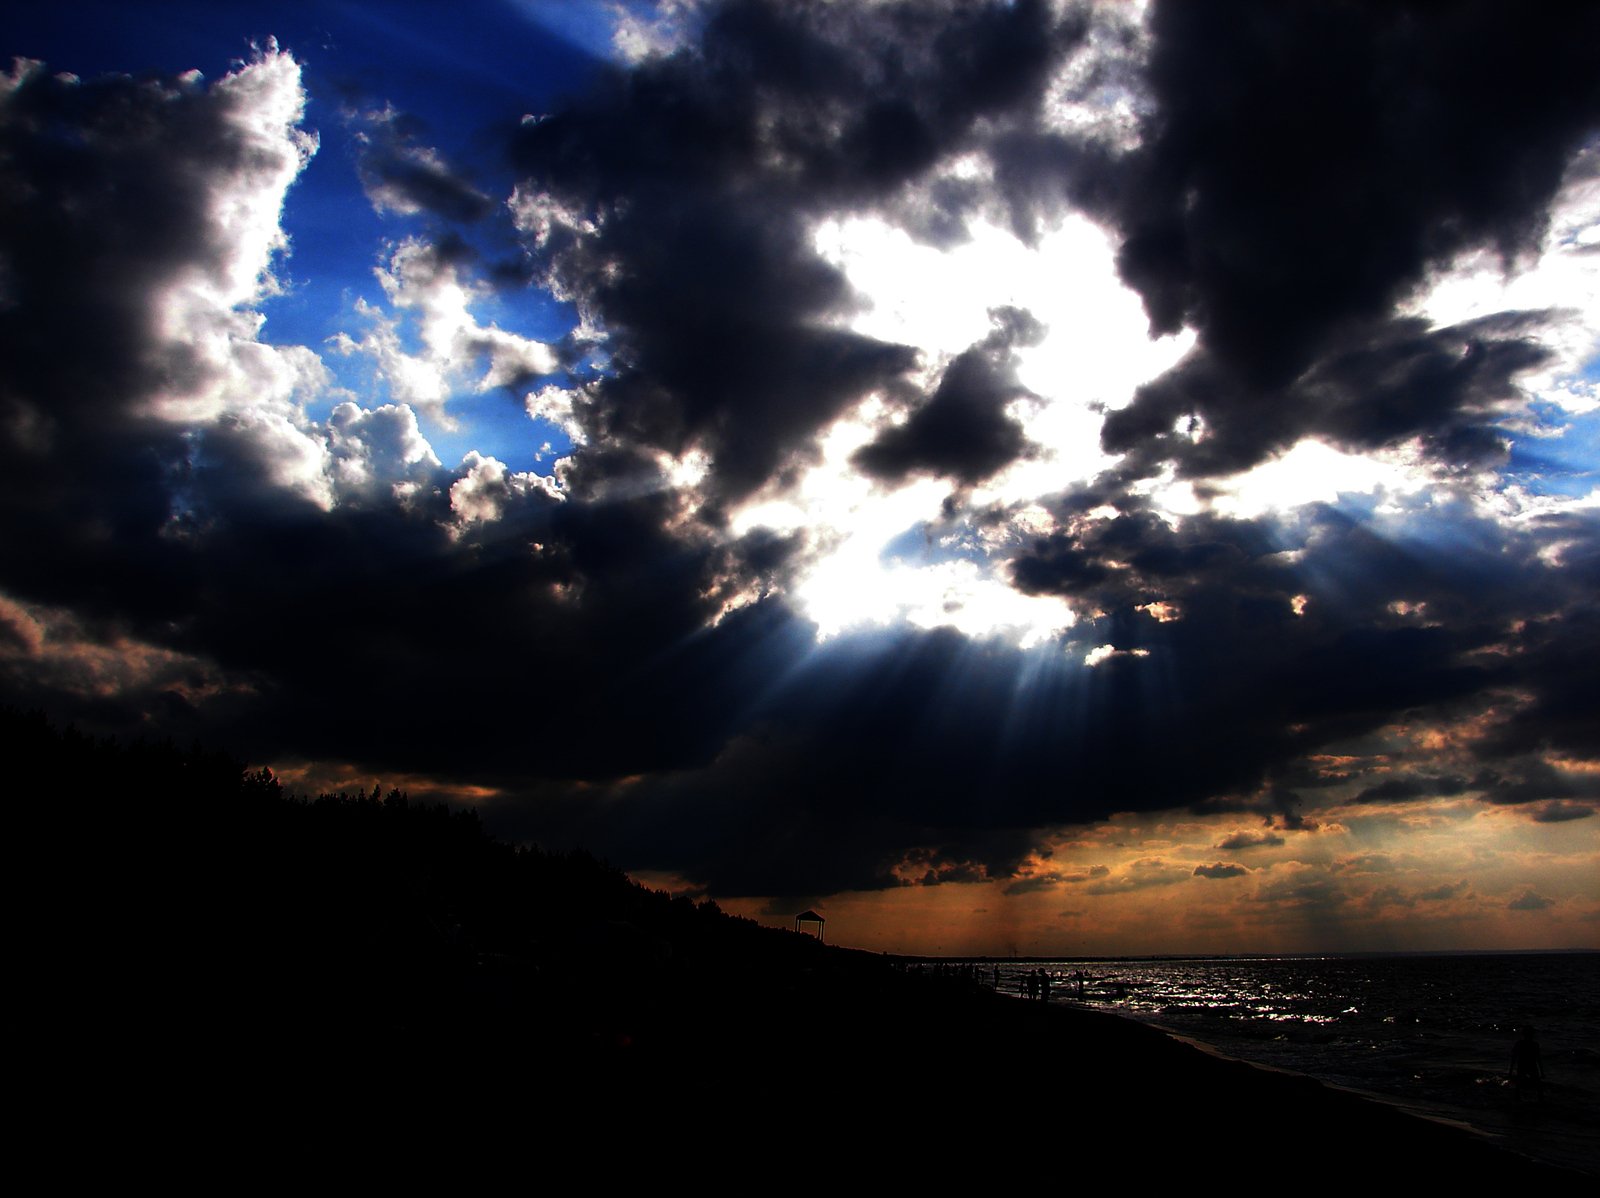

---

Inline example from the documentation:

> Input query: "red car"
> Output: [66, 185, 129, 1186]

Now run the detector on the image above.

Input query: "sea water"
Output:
[984, 952, 1598, 1176]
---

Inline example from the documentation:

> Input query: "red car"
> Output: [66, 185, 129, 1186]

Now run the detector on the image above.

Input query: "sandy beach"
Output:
[244, 958, 1594, 1184]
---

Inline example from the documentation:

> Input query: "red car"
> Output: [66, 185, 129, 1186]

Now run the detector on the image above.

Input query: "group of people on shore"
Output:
[998, 966, 1098, 1001]
[1013, 968, 1055, 1001]
[897, 960, 1089, 1003]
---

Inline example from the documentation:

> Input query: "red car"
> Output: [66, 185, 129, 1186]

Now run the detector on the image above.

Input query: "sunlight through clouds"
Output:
[813, 211, 1193, 411]
[1207, 439, 1434, 519]
[760, 211, 1194, 643]
[732, 402, 1076, 643]
[1402, 146, 1600, 415]
[6, 0, 1598, 959]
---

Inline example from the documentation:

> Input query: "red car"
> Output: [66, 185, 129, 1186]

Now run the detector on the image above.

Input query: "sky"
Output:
[3, 0, 1598, 956]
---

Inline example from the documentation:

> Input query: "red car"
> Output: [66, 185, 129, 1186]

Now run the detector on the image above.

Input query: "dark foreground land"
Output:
[17, 709, 1591, 1183]
[232, 958, 1593, 1186]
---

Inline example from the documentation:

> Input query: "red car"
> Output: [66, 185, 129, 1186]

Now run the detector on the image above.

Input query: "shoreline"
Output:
[340, 964, 1598, 1178]
[1048, 995, 1598, 1180]
[212, 951, 1597, 1182]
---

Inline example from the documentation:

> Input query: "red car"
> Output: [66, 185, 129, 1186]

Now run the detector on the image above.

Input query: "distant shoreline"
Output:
[881, 947, 1599, 964]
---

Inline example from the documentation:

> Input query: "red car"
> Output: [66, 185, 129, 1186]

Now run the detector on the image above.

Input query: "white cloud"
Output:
[332, 237, 558, 429]
[79, 46, 343, 510]
[508, 186, 598, 253]
[608, 0, 706, 62]
[525, 384, 584, 443]
[1040, 0, 1151, 150]
[145, 47, 324, 429]
[328, 401, 442, 501]
[212, 407, 338, 509]
[449, 450, 561, 528]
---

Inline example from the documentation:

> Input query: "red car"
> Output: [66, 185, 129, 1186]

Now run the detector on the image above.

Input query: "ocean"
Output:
[982, 952, 1598, 1176]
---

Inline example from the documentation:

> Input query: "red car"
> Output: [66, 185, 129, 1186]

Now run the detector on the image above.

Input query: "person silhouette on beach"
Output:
[1509, 1025, 1544, 1105]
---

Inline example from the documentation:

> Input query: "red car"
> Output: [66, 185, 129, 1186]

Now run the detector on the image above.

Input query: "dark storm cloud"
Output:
[1508, 891, 1554, 912]
[481, 523, 1408, 898]
[1194, 863, 1247, 880]
[854, 307, 1043, 485]
[1080, 1, 1600, 483]
[482, 645, 1079, 898]
[4, 7, 1599, 910]
[511, 0, 1089, 504]
[174, 485, 807, 780]
[0, 45, 1065, 905]
[1468, 577, 1600, 764]
[1101, 314, 1555, 480]
[1013, 487, 1590, 660]
[480, 482, 1600, 898]
[4, 444, 808, 785]
[309, 0, 1600, 900]
[1114, 0, 1600, 389]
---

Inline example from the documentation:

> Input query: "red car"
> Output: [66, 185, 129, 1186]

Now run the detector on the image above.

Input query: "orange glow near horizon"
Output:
[264, 759, 503, 804]
[709, 798, 1600, 957]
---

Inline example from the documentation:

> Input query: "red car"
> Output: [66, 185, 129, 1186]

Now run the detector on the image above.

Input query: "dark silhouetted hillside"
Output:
[6, 707, 889, 1083]
[13, 709, 1586, 1184]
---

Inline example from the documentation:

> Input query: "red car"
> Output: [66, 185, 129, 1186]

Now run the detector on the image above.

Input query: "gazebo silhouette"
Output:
[794, 909, 825, 941]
